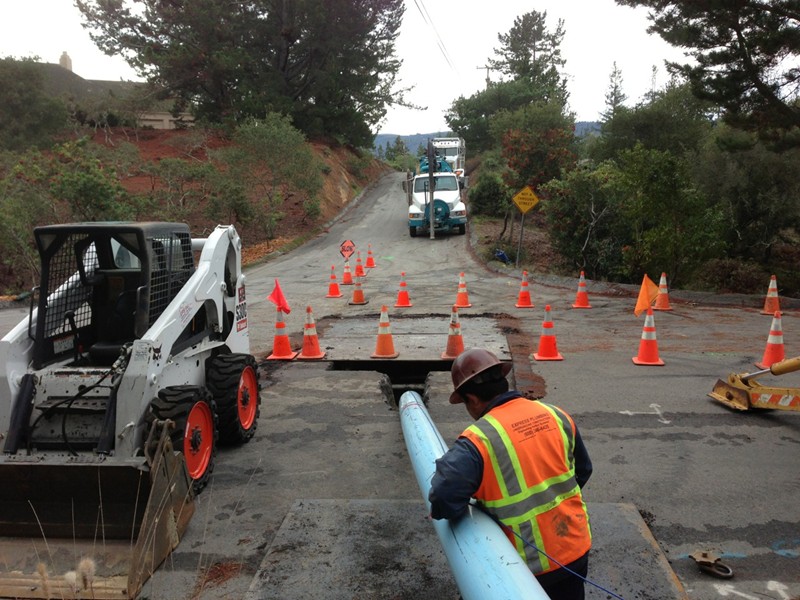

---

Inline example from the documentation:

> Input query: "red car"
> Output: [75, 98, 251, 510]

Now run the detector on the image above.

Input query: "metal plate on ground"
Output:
[244, 499, 457, 600]
[320, 316, 509, 361]
[244, 500, 688, 600]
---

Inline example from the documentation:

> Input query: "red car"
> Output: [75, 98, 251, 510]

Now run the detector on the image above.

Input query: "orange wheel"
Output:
[148, 386, 217, 494]
[184, 400, 215, 480]
[207, 354, 261, 445]
[237, 364, 259, 431]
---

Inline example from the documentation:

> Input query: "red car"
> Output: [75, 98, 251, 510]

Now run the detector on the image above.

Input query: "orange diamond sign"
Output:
[340, 239, 356, 259]
[513, 186, 539, 214]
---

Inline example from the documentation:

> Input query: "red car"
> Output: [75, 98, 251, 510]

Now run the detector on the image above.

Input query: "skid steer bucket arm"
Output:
[709, 356, 800, 412]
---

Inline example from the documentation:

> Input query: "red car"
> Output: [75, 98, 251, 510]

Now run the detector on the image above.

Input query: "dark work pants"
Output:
[535, 552, 589, 600]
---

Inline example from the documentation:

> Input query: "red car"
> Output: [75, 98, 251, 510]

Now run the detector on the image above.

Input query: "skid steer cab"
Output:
[0, 222, 261, 599]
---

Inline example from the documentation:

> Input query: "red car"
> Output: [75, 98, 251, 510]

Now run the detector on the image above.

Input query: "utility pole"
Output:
[475, 65, 494, 89]
[427, 140, 435, 240]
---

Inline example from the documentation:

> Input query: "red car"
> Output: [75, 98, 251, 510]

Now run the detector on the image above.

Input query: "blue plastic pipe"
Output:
[398, 391, 549, 600]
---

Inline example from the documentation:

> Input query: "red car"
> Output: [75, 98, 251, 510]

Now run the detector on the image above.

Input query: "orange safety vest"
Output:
[461, 398, 591, 575]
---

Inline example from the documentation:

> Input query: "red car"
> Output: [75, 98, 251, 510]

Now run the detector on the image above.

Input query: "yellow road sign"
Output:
[513, 186, 539, 214]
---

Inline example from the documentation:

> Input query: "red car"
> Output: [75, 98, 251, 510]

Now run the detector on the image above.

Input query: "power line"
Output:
[411, 0, 457, 73]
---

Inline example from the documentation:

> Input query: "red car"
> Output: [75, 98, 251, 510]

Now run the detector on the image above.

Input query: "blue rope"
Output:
[474, 504, 626, 600]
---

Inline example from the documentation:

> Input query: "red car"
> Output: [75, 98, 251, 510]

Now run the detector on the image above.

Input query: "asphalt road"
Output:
[1, 172, 798, 600]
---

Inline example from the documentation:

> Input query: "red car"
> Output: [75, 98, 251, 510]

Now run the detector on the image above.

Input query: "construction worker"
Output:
[429, 348, 593, 600]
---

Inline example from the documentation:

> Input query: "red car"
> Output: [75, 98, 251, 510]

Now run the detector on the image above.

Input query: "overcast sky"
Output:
[1, 0, 689, 136]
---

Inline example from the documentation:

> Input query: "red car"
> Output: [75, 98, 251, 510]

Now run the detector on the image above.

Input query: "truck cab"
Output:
[407, 172, 467, 237]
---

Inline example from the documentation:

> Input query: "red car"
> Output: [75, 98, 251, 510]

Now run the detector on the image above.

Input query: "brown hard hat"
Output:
[449, 348, 512, 404]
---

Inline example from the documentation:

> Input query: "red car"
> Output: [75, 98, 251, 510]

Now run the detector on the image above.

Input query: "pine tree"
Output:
[601, 62, 627, 123]
[77, 0, 405, 147]
[616, 0, 800, 146]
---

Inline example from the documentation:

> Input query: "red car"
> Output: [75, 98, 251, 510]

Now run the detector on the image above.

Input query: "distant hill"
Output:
[373, 122, 601, 155]
[576, 121, 601, 137]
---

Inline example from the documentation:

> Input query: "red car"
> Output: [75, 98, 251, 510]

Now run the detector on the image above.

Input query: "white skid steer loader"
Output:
[0, 222, 260, 599]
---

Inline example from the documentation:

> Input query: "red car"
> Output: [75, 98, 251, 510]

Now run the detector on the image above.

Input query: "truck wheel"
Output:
[207, 353, 261, 445]
[409, 226, 417, 237]
[458, 224, 466, 235]
[149, 386, 217, 494]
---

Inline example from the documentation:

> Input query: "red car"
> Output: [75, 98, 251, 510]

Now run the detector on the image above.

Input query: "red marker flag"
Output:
[634, 274, 659, 317]
[267, 279, 291, 314]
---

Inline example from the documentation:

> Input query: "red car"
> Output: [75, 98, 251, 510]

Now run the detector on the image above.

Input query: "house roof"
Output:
[36, 63, 174, 111]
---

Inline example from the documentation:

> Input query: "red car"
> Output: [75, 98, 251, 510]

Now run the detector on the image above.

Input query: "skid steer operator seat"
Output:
[89, 290, 137, 365]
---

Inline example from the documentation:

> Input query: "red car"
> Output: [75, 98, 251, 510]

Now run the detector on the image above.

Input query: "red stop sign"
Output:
[340, 239, 356, 259]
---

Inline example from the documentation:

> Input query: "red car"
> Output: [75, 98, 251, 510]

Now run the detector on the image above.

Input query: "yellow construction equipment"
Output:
[709, 356, 800, 412]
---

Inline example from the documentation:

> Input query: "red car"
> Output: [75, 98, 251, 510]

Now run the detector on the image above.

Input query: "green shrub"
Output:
[468, 173, 510, 217]
[346, 152, 373, 179]
[691, 258, 766, 294]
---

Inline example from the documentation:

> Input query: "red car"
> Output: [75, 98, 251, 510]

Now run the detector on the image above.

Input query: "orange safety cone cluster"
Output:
[572, 271, 592, 309]
[365, 244, 377, 268]
[355, 251, 366, 278]
[761, 275, 780, 315]
[348, 277, 368, 305]
[515, 271, 534, 308]
[532, 305, 563, 361]
[371, 305, 399, 358]
[756, 311, 785, 369]
[632, 307, 664, 366]
[395, 272, 413, 307]
[653, 272, 673, 311]
[325, 265, 343, 298]
[298, 306, 326, 360]
[303, 258, 795, 367]
[455, 272, 472, 308]
[267, 310, 298, 360]
[342, 259, 354, 285]
[442, 305, 465, 359]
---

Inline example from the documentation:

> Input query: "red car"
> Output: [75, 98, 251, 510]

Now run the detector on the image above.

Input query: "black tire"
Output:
[457, 224, 466, 235]
[409, 226, 417, 237]
[148, 385, 217, 494]
[206, 353, 261, 445]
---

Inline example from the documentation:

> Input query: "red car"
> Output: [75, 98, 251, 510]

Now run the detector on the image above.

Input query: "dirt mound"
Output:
[90, 128, 389, 266]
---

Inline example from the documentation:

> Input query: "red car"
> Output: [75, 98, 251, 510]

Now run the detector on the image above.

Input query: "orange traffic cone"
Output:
[761, 275, 780, 315]
[532, 305, 564, 361]
[455, 272, 472, 308]
[632, 307, 664, 366]
[267, 310, 298, 360]
[355, 251, 366, 278]
[371, 305, 399, 358]
[515, 271, 534, 308]
[342, 259, 354, 285]
[441, 305, 465, 359]
[365, 244, 377, 268]
[572, 271, 591, 309]
[298, 305, 326, 360]
[653, 272, 673, 311]
[325, 265, 343, 298]
[395, 272, 413, 307]
[756, 311, 785, 369]
[348, 277, 368, 305]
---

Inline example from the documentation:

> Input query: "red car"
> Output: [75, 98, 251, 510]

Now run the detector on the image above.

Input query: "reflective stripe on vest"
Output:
[465, 400, 589, 573]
